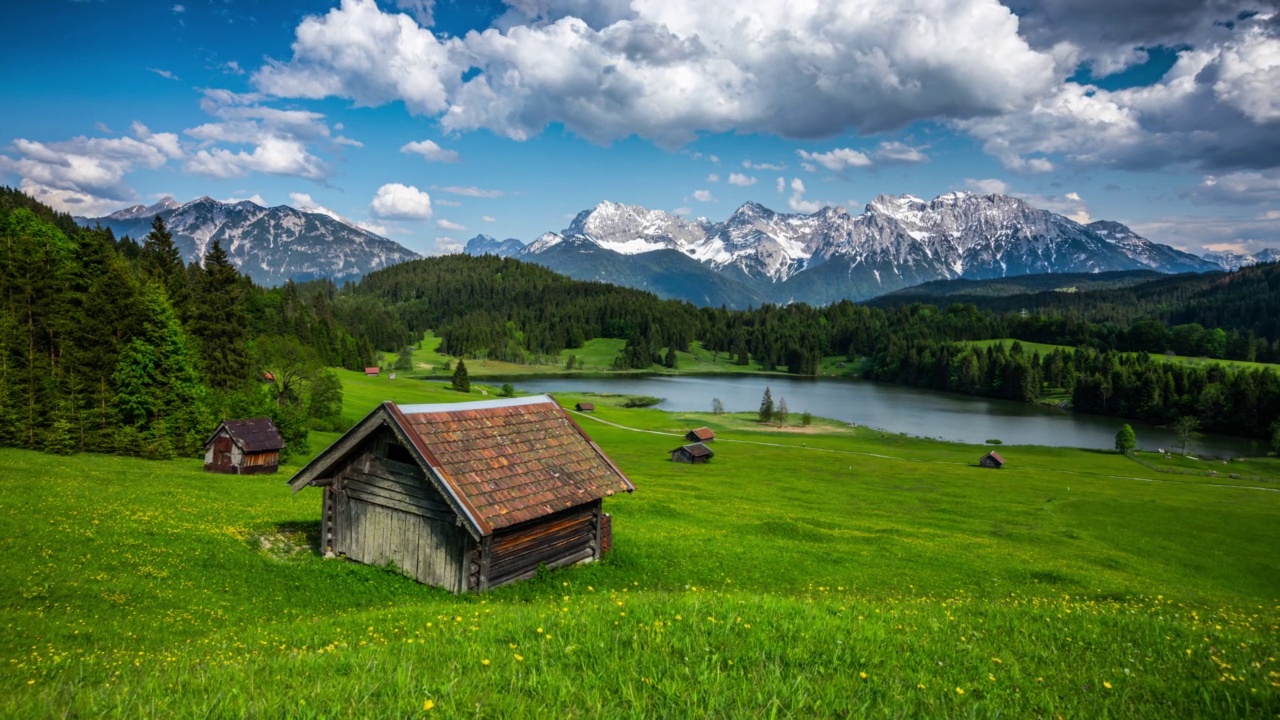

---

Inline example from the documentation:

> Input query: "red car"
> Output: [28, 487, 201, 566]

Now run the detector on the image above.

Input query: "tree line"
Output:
[0, 187, 375, 459]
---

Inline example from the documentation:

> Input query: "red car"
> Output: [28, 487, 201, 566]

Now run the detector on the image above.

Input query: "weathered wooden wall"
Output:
[472, 500, 601, 591]
[324, 429, 469, 592]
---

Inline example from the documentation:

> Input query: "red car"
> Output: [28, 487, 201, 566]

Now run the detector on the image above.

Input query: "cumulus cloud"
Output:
[706, 173, 720, 183]
[692, 189, 715, 202]
[958, 15, 1280, 173]
[481, 215, 496, 223]
[371, 183, 433, 219]
[432, 236, 464, 254]
[728, 173, 756, 186]
[1130, 211, 1280, 255]
[395, 0, 435, 26]
[787, 178, 824, 213]
[874, 141, 930, 163]
[182, 89, 355, 180]
[289, 191, 341, 219]
[964, 178, 1012, 195]
[963, 177, 1090, 222]
[226, 193, 267, 206]
[253, 0, 1057, 145]
[1185, 169, 1280, 205]
[797, 148, 872, 173]
[402, 138, 459, 162]
[436, 218, 466, 230]
[0, 122, 184, 215]
[222, 61, 245, 75]
[775, 177, 785, 193]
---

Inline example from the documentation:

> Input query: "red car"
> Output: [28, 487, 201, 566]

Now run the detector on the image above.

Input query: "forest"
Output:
[5, 184, 1280, 456]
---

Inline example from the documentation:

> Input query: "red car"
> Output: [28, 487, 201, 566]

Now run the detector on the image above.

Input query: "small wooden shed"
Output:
[364, 367, 381, 376]
[575, 402, 595, 412]
[979, 451, 1006, 469]
[288, 395, 634, 593]
[685, 427, 715, 443]
[670, 443, 714, 464]
[204, 418, 285, 474]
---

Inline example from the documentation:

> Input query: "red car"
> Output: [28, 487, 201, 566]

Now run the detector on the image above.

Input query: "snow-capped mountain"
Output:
[1201, 248, 1280, 271]
[78, 197, 419, 285]
[463, 234, 526, 258]
[505, 193, 1219, 307]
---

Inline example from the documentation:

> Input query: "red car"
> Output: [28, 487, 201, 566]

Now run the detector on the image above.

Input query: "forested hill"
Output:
[872, 264, 1280, 343]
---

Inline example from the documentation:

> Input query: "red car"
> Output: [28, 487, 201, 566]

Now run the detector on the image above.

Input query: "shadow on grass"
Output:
[247, 520, 323, 559]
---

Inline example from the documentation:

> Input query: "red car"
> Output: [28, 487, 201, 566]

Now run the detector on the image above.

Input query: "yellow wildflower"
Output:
[514, 654, 524, 662]
[1103, 681, 1112, 689]
[956, 687, 965, 695]
[482, 659, 490, 666]
[423, 699, 435, 711]
[859, 672, 868, 680]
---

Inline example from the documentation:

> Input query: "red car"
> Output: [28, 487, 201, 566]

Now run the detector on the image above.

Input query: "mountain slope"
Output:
[463, 234, 525, 257]
[513, 193, 1218, 308]
[78, 197, 419, 285]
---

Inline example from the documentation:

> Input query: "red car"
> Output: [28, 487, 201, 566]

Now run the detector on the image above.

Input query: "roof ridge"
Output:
[397, 394, 556, 414]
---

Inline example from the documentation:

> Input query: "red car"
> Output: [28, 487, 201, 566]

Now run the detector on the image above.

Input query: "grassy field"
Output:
[968, 338, 1280, 373]
[385, 332, 865, 379]
[2, 371, 1278, 717]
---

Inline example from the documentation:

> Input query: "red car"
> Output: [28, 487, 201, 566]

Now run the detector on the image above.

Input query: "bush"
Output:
[986, 438, 1003, 445]
[499, 383, 516, 398]
[622, 396, 661, 408]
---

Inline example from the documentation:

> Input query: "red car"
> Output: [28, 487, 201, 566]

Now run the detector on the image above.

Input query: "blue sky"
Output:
[3, 0, 1278, 256]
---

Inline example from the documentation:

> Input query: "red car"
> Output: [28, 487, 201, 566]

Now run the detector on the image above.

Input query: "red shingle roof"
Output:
[687, 427, 715, 441]
[392, 396, 633, 531]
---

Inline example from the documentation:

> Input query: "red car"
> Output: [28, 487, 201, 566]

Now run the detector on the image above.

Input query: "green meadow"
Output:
[968, 338, 1280, 373]
[2, 372, 1278, 717]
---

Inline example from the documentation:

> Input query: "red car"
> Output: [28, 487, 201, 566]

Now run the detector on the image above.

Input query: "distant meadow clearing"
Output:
[2, 373, 1277, 718]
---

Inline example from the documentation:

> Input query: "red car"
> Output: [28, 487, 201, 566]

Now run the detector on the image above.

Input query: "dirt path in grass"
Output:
[570, 410, 1280, 493]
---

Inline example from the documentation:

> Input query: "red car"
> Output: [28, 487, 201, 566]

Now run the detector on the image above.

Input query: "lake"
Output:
[493, 375, 1263, 458]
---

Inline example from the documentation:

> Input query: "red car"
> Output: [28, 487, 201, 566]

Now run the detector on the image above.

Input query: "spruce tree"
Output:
[758, 386, 774, 424]
[191, 240, 250, 391]
[776, 397, 789, 426]
[451, 359, 470, 393]
[139, 215, 190, 318]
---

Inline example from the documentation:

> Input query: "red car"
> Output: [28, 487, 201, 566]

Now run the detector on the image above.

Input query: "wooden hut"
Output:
[204, 418, 285, 474]
[670, 443, 714, 464]
[364, 367, 381, 376]
[685, 427, 715, 443]
[979, 451, 1006, 469]
[575, 402, 595, 412]
[288, 395, 634, 593]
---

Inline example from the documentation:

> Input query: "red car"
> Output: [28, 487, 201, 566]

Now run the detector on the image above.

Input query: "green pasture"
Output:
[2, 374, 1278, 717]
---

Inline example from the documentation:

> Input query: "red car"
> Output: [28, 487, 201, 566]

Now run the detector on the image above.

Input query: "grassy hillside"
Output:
[2, 373, 1278, 717]
[968, 338, 1280, 373]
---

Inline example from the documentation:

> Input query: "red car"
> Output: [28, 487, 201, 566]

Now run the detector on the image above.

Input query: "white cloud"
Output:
[874, 141, 929, 164]
[289, 191, 341, 219]
[706, 173, 720, 183]
[434, 198, 462, 206]
[172, 4, 184, 12]
[395, 0, 435, 26]
[775, 177, 785, 193]
[958, 15, 1280, 174]
[787, 178, 823, 213]
[432, 236, 464, 254]
[0, 123, 184, 215]
[1130, 212, 1280, 256]
[727, 173, 756, 186]
[226, 193, 266, 206]
[182, 89, 352, 180]
[481, 215, 496, 223]
[371, 183, 434, 220]
[149, 68, 179, 81]
[964, 178, 1010, 195]
[253, 0, 1056, 145]
[672, 206, 692, 216]
[436, 218, 466, 230]
[744, 160, 786, 171]
[708, 155, 720, 164]
[692, 189, 715, 202]
[797, 148, 872, 172]
[432, 185, 505, 197]
[223, 61, 245, 75]
[401, 139, 460, 162]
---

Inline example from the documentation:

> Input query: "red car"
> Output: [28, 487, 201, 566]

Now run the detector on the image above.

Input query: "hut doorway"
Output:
[212, 436, 233, 471]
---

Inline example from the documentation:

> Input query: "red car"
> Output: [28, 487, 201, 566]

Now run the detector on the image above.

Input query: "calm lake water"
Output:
[495, 375, 1263, 458]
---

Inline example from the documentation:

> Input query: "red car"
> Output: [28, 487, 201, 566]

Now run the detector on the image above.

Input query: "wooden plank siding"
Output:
[481, 500, 601, 590]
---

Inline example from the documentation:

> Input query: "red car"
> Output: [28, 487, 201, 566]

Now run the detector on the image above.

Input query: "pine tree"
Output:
[191, 240, 250, 391]
[451, 359, 470, 393]
[711, 398, 725, 415]
[776, 397, 789, 426]
[758, 386, 774, 424]
[1114, 423, 1137, 453]
[664, 347, 678, 369]
[139, 215, 189, 317]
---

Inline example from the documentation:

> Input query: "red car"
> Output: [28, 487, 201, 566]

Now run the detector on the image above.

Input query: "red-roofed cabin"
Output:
[364, 367, 381, 376]
[685, 427, 715, 442]
[979, 451, 1006, 469]
[204, 418, 285, 474]
[288, 396, 634, 593]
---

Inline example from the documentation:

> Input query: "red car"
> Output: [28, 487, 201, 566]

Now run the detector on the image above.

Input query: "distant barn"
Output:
[204, 418, 285, 474]
[979, 451, 1006, 469]
[575, 402, 595, 412]
[364, 367, 381, 376]
[670, 443, 714, 464]
[685, 427, 715, 443]
[288, 396, 634, 593]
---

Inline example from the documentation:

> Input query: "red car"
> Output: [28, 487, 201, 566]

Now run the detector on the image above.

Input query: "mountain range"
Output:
[77, 197, 419, 285]
[1200, 248, 1280, 271]
[466, 192, 1220, 307]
